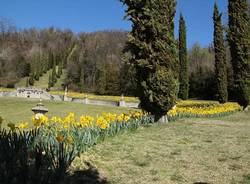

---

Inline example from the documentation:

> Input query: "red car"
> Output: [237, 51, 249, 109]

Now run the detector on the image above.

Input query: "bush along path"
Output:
[0, 111, 152, 184]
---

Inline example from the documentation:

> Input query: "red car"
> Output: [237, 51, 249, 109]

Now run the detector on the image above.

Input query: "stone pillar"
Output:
[83, 96, 89, 104]
[63, 86, 68, 101]
[119, 94, 126, 107]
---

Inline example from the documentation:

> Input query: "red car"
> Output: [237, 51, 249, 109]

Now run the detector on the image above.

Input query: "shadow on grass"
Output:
[0, 162, 109, 184]
[64, 162, 109, 184]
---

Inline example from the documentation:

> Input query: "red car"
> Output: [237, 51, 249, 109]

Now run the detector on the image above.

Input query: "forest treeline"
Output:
[0, 13, 244, 99]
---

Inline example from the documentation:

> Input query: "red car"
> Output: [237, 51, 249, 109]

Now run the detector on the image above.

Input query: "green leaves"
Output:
[228, 0, 250, 108]
[122, 0, 178, 119]
[213, 3, 228, 103]
[178, 14, 189, 100]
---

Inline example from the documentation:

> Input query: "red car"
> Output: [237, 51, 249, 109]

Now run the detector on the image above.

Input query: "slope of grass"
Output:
[15, 67, 66, 89]
[33, 70, 51, 89]
[0, 97, 132, 125]
[53, 69, 67, 89]
[71, 111, 250, 184]
[15, 77, 28, 88]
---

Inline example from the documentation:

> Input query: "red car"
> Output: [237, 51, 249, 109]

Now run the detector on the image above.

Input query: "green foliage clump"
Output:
[213, 3, 228, 103]
[48, 72, 53, 89]
[121, 0, 179, 120]
[57, 63, 63, 78]
[178, 14, 189, 100]
[228, 0, 250, 108]
[29, 73, 35, 86]
[52, 65, 57, 84]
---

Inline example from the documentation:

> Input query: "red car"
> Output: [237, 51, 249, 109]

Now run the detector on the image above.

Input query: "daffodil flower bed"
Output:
[0, 111, 152, 183]
[167, 101, 241, 121]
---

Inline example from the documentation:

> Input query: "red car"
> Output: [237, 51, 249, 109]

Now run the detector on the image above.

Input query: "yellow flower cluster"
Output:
[29, 111, 144, 130]
[130, 111, 144, 119]
[17, 122, 29, 129]
[167, 101, 241, 118]
[32, 114, 49, 127]
[96, 116, 109, 129]
[79, 115, 94, 127]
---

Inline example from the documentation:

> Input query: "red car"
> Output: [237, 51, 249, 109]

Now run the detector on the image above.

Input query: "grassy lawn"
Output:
[0, 97, 133, 125]
[71, 111, 250, 184]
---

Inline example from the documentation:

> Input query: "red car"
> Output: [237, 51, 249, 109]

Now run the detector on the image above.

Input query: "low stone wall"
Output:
[16, 88, 52, 100]
[51, 94, 64, 101]
[0, 89, 140, 109]
[126, 102, 140, 108]
[0, 91, 17, 97]
[88, 99, 119, 107]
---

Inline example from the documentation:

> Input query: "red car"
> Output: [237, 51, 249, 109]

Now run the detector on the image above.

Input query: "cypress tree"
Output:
[178, 14, 189, 100]
[213, 3, 228, 103]
[29, 73, 34, 86]
[57, 62, 63, 78]
[48, 73, 53, 88]
[96, 67, 106, 95]
[52, 65, 57, 84]
[228, 0, 250, 109]
[34, 71, 39, 81]
[25, 77, 29, 87]
[121, 0, 179, 121]
[24, 63, 31, 77]
[79, 67, 85, 93]
[48, 51, 54, 69]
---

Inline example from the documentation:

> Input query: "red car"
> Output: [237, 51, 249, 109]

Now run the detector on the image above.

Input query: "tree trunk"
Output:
[154, 115, 168, 123]
[243, 106, 249, 112]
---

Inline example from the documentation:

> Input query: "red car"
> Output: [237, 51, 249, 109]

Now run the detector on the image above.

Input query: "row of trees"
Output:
[0, 23, 133, 95]
[212, 0, 250, 109]
[121, 0, 249, 120]
[178, 0, 250, 110]
[0, 0, 249, 112]
[0, 25, 74, 87]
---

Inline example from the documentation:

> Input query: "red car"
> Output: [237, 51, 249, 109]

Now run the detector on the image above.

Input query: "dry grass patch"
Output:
[71, 111, 250, 184]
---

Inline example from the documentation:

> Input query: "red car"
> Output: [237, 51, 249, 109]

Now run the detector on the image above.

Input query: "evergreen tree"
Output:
[29, 73, 34, 86]
[178, 14, 189, 100]
[34, 71, 39, 81]
[213, 3, 228, 103]
[48, 73, 53, 88]
[52, 65, 57, 84]
[121, 0, 179, 121]
[57, 62, 63, 78]
[96, 67, 106, 95]
[48, 51, 54, 69]
[79, 67, 85, 93]
[228, 0, 250, 109]
[25, 77, 29, 87]
[24, 63, 31, 77]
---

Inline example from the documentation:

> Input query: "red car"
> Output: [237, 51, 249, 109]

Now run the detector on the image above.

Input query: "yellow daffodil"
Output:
[96, 116, 109, 129]
[17, 122, 29, 129]
[56, 134, 65, 142]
